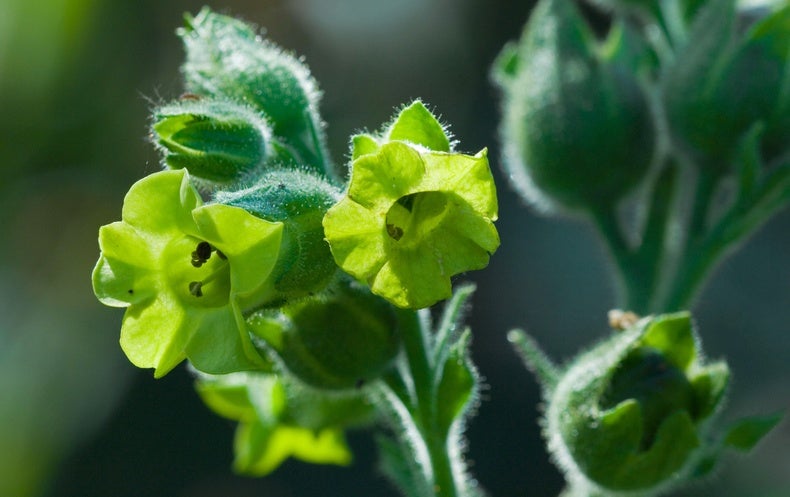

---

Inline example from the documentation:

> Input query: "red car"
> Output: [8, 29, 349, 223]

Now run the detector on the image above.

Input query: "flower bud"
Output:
[153, 99, 273, 188]
[664, 0, 790, 165]
[513, 312, 781, 494]
[492, 0, 654, 213]
[215, 169, 342, 304]
[248, 282, 400, 390]
[178, 8, 331, 176]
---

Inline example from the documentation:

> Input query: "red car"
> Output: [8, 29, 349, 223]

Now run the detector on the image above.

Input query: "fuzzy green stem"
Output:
[663, 164, 790, 310]
[590, 205, 654, 314]
[396, 308, 459, 497]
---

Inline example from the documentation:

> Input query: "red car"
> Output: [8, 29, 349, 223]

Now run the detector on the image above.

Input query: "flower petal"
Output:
[185, 304, 267, 374]
[121, 169, 202, 237]
[348, 142, 425, 210]
[93, 222, 160, 306]
[92, 255, 158, 307]
[322, 198, 387, 280]
[119, 296, 189, 377]
[192, 203, 284, 296]
[371, 249, 452, 309]
[421, 149, 498, 219]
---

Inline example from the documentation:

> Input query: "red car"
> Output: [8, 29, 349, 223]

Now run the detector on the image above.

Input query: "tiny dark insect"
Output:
[128, 289, 134, 294]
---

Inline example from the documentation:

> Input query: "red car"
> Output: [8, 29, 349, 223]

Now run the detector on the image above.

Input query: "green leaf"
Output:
[507, 329, 559, 390]
[724, 412, 783, 451]
[387, 101, 451, 152]
[433, 284, 476, 368]
[435, 331, 476, 439]
[736, 124, 764, 203]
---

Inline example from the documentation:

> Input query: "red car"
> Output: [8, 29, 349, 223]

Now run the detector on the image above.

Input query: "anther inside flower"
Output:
[92, 169, 283, 377]
[323, 141, 499, 309]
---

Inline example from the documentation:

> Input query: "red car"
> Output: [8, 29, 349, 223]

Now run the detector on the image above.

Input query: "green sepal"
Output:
[385, 100, 451, 152]
[153, 98, 272, 188]
[690, 361, 730, 420]
[723, 412, 783, 451]
[178, 7, 332, 177]
[215, 168, 342, 303]
[640, 312, 696, 370]
[493, 0, 654, 212]
[490, 41, 520, 86]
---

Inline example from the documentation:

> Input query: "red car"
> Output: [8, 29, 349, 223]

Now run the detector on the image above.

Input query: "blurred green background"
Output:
[0, 0, 787, 496]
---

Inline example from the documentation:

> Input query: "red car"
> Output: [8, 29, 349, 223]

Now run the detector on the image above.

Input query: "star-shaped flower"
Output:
[92, 169, 283, 377]
[323, 102, 499, 309]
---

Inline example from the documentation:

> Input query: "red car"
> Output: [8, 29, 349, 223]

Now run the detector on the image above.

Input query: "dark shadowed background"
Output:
[0, 1, 787, 496]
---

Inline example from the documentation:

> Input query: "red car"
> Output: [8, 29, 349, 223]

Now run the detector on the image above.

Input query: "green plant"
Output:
[92, 3, 787, 496]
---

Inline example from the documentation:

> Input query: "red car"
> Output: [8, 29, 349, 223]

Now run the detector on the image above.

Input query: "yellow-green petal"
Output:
[235, 422, 351, 476]
[192, 203, 284, 297]
[121, 169, 202, 238]
[119, 296, 188, 378]
[92, 256, 158, 307]
[421, 149, 497, 218]
[323, 198, 387, 280]
[348, 142, 425, 210]
[93, 222, 160, 306]
[185, 304, 267, 374]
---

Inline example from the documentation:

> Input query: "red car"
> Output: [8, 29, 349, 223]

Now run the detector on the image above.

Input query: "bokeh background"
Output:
[1, 0, 787, 496]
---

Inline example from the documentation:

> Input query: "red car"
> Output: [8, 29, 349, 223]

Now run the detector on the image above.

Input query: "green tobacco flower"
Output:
[196, 371, 375, 475]
[323, 101, 499, 309]
[92, 169, 283, 377]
